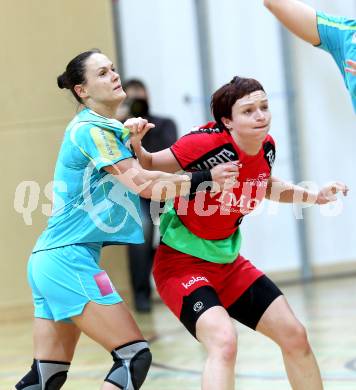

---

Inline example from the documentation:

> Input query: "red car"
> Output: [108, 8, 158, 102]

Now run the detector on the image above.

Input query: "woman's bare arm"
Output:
[104, 158, 239, 201]
[265, 176, 348, 204]
[264, 0, 320, 45]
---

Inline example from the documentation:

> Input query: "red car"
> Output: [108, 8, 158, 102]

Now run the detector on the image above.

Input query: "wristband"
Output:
[189, 170, 213, 195]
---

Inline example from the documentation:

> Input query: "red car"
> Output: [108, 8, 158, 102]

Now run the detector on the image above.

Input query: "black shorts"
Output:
[180, 275, 283, 338]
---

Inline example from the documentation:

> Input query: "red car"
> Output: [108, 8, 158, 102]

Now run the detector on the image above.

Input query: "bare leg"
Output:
[256, 295, 323, 390]
[13, 319, 81, 390]
[196, 306, 237, 390]
[33, 318, 81, 361]
[72, 301, 146, 390]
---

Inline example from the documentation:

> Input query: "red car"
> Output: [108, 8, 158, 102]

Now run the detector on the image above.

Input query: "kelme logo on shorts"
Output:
[182, 276, 209, 289]
[193, 301, 204, 312]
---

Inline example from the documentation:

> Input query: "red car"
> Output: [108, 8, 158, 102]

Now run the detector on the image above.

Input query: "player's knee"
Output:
[280, 322, 310, 356]
[198, 316, 237, 363]
[105, 340, 152, 390]
[211, 328, 237, 363]
[15, 359, 70, 389]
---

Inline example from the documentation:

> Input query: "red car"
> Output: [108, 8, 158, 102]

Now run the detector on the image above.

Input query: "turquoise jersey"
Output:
[316, 11, 356, 112]
[33, 108, 144, 252]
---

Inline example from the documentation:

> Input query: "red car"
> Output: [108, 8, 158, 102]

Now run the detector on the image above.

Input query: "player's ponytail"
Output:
[57, 72, 70, 89]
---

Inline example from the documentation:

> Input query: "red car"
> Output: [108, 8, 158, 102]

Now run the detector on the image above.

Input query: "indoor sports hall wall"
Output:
[0, 0, 130, 320]
[117, 0, 207, 134]
[118, 0, 356, 279]
[291, 0, 356, 275]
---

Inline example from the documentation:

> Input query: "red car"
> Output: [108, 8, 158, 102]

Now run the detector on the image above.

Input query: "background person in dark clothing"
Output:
[122, 79, 178, 312]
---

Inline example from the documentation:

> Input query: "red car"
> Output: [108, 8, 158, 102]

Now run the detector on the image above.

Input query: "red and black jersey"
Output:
[170, 122, 276, 240]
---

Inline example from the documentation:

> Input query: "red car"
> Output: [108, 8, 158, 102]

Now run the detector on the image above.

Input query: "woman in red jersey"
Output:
[130, 76, 348, 390]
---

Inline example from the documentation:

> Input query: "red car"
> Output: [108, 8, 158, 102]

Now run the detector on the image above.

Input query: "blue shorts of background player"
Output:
[27, 243, 122, 322]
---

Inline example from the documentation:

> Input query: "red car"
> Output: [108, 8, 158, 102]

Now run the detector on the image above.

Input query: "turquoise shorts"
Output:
[27, 243, 122, 322]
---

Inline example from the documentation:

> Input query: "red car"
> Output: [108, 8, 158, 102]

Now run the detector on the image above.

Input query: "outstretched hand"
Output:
[345, 60, 356, 75]
[316, 182, 349, 205]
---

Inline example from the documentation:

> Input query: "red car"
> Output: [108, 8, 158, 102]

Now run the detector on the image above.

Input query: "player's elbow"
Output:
[263, 0, 279, 11]
[138, 186, 167, 201]
[139, 187, 154, 200]
[263, 0, 272, 9]
[140, 181, 176, 202]
[132, 170, 165, 201]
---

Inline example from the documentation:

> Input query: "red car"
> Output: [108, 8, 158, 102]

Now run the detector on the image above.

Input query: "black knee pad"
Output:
[15, 359, 70, 390]
[105, 340, 152, 389]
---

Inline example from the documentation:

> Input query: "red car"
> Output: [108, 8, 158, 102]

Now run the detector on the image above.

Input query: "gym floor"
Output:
[2, 275, 356, 390]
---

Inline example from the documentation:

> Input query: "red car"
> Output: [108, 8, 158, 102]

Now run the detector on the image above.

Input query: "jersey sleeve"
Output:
[316, 11, 356, 110]
[170, 132, 211, 170]
[263, 135, 276, 171]
[72, 124, 133, 170]
[316, 12, 348, 70]
[266, 134, 276, 147]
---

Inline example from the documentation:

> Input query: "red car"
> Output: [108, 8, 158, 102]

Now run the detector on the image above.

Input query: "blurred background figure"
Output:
[121, 79, 178, 312]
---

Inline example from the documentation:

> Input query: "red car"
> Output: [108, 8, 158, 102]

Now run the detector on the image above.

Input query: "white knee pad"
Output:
[105, 340, 152, 389]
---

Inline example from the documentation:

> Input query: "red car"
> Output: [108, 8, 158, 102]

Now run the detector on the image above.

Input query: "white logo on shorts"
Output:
[181, 276, 209, 290]
[193, 301, 204, 312]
